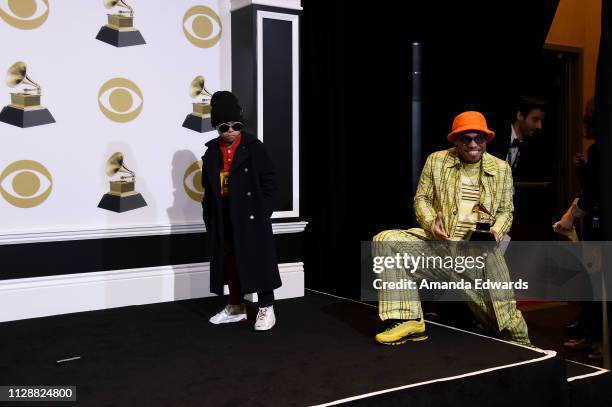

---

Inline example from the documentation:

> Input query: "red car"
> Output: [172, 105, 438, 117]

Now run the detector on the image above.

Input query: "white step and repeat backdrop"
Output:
[0, 0, 232, 237]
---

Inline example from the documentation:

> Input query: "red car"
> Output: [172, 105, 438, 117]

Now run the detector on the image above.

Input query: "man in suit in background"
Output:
[489, 96, 550, 240]
[489, 95, 546, 182]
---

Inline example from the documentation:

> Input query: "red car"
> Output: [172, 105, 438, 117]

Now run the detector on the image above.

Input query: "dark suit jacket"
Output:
[487, 124, 551, 182]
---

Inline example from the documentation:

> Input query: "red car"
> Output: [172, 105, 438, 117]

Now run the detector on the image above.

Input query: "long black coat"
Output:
[201, 131, 281, 295]
[576, 141, 603, 240]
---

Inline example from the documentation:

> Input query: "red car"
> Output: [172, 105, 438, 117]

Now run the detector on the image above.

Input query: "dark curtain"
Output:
[596, 0, 612, 241]
[301, 1, 559, 299]
[594, 0, 612, 365]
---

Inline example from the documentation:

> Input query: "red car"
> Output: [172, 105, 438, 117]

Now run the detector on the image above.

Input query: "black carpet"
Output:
[0, 292, 576, 406]
[521, 303, 607, 367]
[565, 360, 612, 407]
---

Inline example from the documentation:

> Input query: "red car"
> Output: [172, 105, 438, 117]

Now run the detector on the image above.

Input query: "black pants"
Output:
[577, 221, 603, 341]
[222, 198, 275, 308]
[257, 290, 275, 307]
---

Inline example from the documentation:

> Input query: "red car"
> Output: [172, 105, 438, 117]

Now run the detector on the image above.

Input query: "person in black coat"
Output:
[201, 91, 281, 331]
[553, 98, 605, 359]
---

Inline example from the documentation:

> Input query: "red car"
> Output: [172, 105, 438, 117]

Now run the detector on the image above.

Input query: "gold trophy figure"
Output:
[0, 62, 55, 128]
[182, 75, 215, 133]
[96, 0, 146, 48]
[465, 203, 497, 241]
[98, 152, 147, 212]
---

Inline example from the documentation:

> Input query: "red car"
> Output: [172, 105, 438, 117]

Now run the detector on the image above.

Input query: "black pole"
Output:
[411, 42, 422, 226]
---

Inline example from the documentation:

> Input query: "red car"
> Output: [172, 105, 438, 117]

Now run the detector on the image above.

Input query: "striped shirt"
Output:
[453, 162, 481, 239]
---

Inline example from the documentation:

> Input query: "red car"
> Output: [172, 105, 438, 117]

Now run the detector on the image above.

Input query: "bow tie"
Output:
[511, 138, 521, 148]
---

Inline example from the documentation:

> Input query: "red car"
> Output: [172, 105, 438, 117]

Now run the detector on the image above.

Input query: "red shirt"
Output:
[218, 133, 242, 197]
[219, 133, 242, 172]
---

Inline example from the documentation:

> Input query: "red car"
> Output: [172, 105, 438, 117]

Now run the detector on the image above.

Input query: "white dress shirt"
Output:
[507, 124, 520, 169]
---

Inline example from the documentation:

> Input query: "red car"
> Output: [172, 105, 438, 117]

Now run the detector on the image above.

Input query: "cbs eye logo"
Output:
[98, 78, 144, 123]
[0, 160, 52, 208]
[183, 160, 204, 202]
[182, 5, 222, 48]
[0, 0, 49, 30]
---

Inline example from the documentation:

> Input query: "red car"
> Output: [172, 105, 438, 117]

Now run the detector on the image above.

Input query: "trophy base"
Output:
[465, 230, 497, 242]
[0, 105, 55, 128]
[96, 25, 146, 47]
[182, 114, 214, 133]
[98, 192, 147, 213]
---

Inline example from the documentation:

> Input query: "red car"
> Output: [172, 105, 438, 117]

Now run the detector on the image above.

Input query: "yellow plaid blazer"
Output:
[414, 147, 514, 239]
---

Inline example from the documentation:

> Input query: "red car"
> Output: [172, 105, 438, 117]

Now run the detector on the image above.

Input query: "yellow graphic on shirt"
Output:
[220, 171, 229, 197]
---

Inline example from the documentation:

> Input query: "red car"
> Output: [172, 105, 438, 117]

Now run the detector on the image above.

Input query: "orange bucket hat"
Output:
[447, 111, 495, 143]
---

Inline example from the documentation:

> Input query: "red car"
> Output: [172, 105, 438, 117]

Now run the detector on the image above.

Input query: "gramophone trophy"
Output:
[96, 0, 146, 48]
[464, 203, 497, 242]
[98, 152, 147, 212]
[0, 62, 55, 128]
[182, 75, 214, 133]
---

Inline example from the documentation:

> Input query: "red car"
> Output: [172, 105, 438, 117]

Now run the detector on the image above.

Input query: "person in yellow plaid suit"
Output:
[373, 111, 531, 346]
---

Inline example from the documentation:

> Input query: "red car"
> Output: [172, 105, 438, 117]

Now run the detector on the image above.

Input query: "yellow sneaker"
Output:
[375, 319, 427, 345]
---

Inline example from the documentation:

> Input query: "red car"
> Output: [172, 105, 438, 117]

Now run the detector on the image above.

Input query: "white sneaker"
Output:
[254, 305, 276, 331]
[209, 304, 247, 324]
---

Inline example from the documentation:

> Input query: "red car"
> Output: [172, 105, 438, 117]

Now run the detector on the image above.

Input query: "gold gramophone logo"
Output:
[182, 75, 214, 133]
[98, 152, 147, 212]
[0, 0, 49, 30]
[96, 0, 146, 47]
[0, 160, 52, 208]
[0, 61, 55, 128]
[98, 78, 143, 122]
[183, 160, 204, 202]
[182, 5, 222, 48]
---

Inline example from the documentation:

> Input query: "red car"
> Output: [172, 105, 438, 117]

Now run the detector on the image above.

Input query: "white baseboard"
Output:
[0, 221, 308, 245]
[0, 262, 304, 322]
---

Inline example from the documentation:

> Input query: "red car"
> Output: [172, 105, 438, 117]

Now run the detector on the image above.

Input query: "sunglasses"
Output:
[217, 122, 244, 133]
[457, 133, 486, 145]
